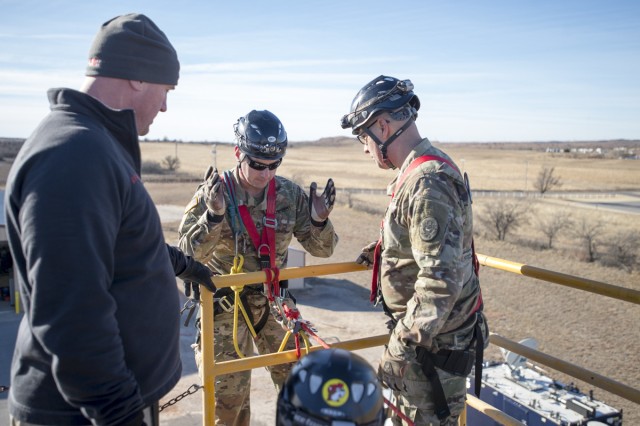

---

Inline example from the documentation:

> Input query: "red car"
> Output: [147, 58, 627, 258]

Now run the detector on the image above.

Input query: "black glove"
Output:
[178, 258, 216, 296]
[166, 245, 216, 296]
[309, 178, 336, 226]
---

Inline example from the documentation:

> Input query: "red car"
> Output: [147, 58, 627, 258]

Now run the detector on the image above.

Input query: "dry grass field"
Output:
[1, 138, 638, 423]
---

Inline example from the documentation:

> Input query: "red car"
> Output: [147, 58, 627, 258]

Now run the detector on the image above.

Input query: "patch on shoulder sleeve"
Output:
[419, 217, 439, 241]
[184, 195, 200, 213]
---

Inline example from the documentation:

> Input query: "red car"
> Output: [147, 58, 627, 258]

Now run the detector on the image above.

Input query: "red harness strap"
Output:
[370, 155, 478, 303]
[238, 179, 280, 297]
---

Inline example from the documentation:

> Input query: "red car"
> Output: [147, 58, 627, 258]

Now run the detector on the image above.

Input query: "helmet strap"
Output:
[368, 118, 414, 169]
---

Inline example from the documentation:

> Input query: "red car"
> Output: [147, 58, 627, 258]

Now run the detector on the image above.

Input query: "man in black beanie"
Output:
[5, 13, 215, 426]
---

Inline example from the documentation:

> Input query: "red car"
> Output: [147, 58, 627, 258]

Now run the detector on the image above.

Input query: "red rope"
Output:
[301, 323, 331, 349]
[383, 396, 415, 426]
[294, 334, 301, 358]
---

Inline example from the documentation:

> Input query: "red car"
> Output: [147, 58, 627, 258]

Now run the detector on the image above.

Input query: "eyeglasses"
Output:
[245, 156, 282, 171]
[357, 131, 368, 145]
[356, 119, 379, 144]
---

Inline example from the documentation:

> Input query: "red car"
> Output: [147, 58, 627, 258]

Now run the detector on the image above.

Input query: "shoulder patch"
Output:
[184, 195, 200, 213]
[419, 217, 439, 241]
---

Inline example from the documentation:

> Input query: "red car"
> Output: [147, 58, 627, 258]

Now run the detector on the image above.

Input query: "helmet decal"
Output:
[322, 379, 350, 407]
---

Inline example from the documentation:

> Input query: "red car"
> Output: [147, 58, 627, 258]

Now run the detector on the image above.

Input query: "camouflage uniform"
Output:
[178, 166, 338, 426]
[377, 138, 488, 426]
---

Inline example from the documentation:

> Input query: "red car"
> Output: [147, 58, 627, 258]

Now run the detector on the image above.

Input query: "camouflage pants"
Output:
[385, 312, 488, 426]
[194, 293, 296, 426]
[387, 367, 466, 426]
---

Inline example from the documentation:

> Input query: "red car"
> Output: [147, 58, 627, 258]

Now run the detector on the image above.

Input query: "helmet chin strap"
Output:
[367, 118, 414, 169]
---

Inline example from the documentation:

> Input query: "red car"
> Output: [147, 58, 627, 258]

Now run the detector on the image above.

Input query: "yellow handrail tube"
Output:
[490, 333, 640, 404]
[465, 394, 525, 426]
[210, 262, 368, 289]
[213, 334, 390, 376]
[477, 253, 640, 305]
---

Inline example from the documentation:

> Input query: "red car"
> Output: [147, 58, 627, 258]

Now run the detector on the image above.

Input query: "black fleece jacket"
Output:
[5, 88, 182, 425]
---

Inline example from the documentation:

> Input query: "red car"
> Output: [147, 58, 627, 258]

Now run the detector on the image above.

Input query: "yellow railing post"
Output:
[201, 288, 216, 425]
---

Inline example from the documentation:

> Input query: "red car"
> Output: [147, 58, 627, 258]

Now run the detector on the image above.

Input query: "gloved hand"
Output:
[309, 178, 336, 224]
[183, 281, 201, 301]
[178, 257, 216, 299]
[377, 337, 412, 392]
[356, 240, 379, 267]
[203, 166, 225, 216]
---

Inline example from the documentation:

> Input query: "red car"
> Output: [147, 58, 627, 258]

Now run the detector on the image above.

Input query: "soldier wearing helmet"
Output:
[178, 109, 339, 425]
[341, 76, 489, 425]
[276, 349, 386, 426]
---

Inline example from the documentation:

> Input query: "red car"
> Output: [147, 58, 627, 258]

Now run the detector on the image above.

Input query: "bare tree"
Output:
[570, 217, 603, 262]
[535, 211, 572, 249]
[602, 231, 638, 273]
[534, 166, 562, 194]
[478, 199, 529, 241]
[162, 155, 180, 172]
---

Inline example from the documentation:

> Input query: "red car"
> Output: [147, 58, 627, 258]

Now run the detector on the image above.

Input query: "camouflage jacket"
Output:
[381, 138, 481, 352]
[178, 167, 338, 280]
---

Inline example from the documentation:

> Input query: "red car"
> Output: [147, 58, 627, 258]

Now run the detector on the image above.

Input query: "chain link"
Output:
[159, 384, 202, 412]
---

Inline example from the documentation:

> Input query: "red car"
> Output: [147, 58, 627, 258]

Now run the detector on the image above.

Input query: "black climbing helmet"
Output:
[340, 75, 420, 135]
[234, 109, 288, 160]
[276, 348, 385, 426]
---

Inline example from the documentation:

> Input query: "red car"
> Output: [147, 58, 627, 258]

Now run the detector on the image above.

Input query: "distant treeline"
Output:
[2, 136, 638, 158]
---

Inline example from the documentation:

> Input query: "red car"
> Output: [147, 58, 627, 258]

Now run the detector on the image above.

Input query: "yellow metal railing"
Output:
[201, 262, 368, 424]
[196, 258, 638, 425]
[490, 333, 640, 404]
[477, 253, 640, 305]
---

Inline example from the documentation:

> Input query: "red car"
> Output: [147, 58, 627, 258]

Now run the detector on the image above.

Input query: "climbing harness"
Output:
[370, 154, 485, 420]
[223, 173, 325, 359]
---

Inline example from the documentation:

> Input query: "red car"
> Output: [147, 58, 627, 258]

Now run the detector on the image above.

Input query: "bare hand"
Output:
[309, 178, 336, 223]
[203, 166, 225, 215]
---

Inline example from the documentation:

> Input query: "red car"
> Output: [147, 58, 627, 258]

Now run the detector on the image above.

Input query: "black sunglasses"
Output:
[245, 157, 282, 171]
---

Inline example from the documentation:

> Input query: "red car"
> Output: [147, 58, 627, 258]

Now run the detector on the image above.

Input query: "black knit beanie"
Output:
[85, 13, 179, 86]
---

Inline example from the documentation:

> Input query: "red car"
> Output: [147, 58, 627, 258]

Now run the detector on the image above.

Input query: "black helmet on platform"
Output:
[276, 348, 385, 426]
[234, 109, 287, 160]
[340, 75, 420, 135]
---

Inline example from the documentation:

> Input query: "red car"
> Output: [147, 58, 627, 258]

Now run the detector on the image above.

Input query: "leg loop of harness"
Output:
[415, 346, 451, 420]
[414, 313, 485, 420]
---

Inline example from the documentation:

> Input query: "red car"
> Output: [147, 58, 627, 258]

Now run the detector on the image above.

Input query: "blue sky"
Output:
[1, 0, 639, 143]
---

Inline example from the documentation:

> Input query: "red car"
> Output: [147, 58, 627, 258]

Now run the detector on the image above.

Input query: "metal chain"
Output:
[158, 384, 202, 412]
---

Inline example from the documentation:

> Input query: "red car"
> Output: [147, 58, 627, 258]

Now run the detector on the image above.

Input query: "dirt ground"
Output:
[155, 199, 639, 425]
